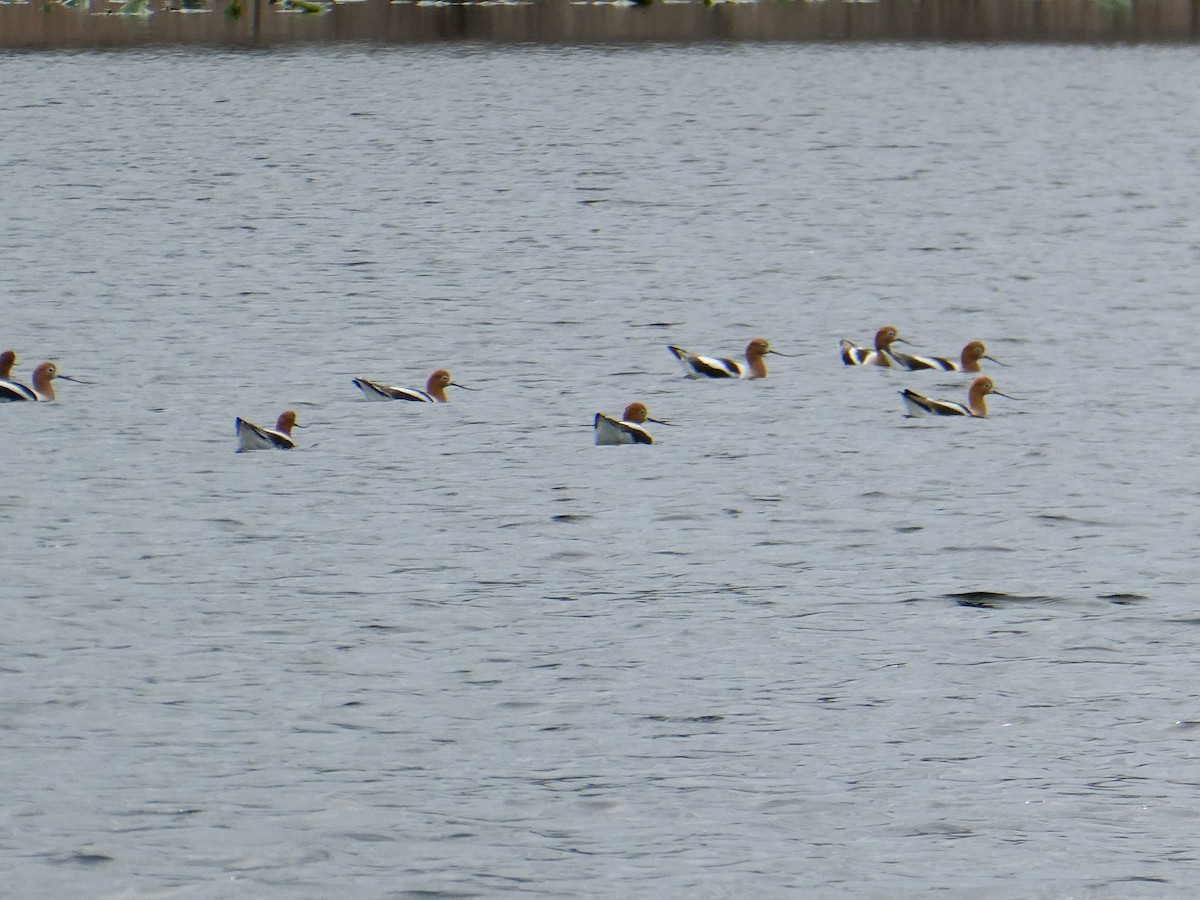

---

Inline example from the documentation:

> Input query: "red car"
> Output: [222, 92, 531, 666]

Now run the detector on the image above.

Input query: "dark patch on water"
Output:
[906, 822, 975, 837]
[1098, 592, 1148, 605]
[49, 852, 114, 866]
[1036, 512, 1110, 527]
[341, 831, 395, 843]
[943, 590, 1059, 609]
[119, 806, 202, 817]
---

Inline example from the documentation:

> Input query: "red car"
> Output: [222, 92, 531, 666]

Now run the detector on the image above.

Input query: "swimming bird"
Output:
[900, 376, 1016, 418]
[0, 361, 83, 402]
[667, 338, 787, 380]
[235, 410, 301, 451]
[594, 402, 671, 445]
[840, 326, 912, 367]
[352, 369, 474, 402]
[890, 340, 1006, 373]
[0, 350, 36, 401]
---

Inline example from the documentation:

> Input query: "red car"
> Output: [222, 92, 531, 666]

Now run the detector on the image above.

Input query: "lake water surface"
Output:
[3, 44, 1200, 898]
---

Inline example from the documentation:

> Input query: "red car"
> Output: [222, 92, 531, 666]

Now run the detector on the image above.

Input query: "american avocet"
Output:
[351, 369, 475, 402]
[594, 402, 672, 445]
[0, 361, 83, 402]
[890, 340, 1006, 373]
[235, 410, 300, 451]
[840, 326, 913, 367]
[0, 350, 36, 402]
[900, 376, 1016, 418]
[667, 338, 788, 380]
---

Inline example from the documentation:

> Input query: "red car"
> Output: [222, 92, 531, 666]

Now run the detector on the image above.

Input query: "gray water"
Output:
[3, 44, 1200, 898]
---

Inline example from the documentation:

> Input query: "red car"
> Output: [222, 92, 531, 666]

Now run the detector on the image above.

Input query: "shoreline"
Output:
[1, 0, 1197, 49]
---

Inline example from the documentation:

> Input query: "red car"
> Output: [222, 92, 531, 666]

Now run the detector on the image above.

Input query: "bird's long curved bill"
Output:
[984, 355, 1010, 367]
[647, 417, 675, 426]
[58, 374, 92, 385]
[450, 382, 479, 391]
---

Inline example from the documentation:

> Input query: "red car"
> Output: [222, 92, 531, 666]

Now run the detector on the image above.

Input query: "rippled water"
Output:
[3, 44, 1200, 898]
